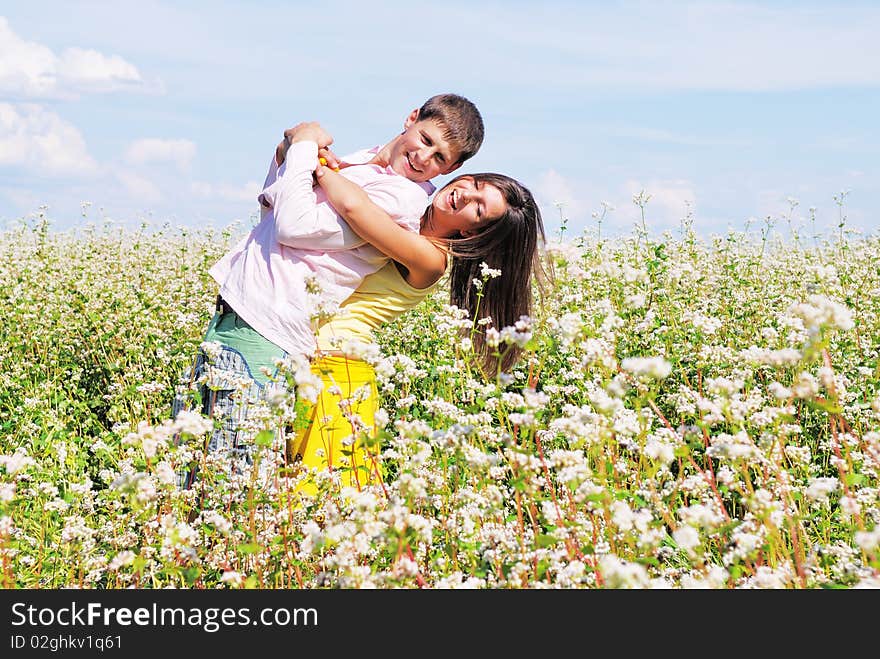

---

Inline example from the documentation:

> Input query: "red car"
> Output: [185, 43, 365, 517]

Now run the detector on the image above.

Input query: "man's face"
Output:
[387, 111, 462, 182]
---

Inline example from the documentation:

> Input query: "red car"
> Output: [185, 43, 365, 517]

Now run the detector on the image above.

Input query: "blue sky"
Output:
[1, 0, 878, 240]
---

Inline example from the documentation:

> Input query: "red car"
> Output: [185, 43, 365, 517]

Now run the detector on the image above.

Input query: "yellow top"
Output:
[315, 260, 441, 352]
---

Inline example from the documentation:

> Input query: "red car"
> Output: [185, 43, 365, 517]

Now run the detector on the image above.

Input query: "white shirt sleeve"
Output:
[255, 141, 354, 249]
[255, 153, 281, 211]
[263, 153, 280, 188]
[260, 143, 428, 251]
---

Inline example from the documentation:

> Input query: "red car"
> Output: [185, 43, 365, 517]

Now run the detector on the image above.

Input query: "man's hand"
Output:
[287, 121, 333, 148]
[275, 121, 334, 166]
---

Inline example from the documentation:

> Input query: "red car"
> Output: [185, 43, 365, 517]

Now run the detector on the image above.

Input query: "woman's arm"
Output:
[315, 165, 447, 288]
[262, 123, 363, 251]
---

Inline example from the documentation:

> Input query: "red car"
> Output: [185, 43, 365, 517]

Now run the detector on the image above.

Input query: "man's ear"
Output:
[441, 161, 463, 175]
[403, 108, 420, 130]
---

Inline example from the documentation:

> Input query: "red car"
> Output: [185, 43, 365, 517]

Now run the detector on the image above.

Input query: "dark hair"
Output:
[442, 173, 548, 375]
[417, 94, 484, 166]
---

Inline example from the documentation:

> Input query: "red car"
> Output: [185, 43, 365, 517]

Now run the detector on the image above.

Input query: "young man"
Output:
[207, 93, 484, 366]
[173, 94, 483, 473]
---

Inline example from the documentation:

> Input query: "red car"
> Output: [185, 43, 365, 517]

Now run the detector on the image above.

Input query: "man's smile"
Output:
[406, 153, 422, 173]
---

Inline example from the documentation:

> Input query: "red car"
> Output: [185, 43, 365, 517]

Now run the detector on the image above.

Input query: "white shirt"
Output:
[208, 141, 433, 358]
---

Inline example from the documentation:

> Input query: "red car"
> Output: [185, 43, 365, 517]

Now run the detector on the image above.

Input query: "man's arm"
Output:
[259, 155, 282, 205]
[258, 128, 299, 211]
[275, 127, 340, 170]
[260, 122, 361, 250]
[257, 129, 297, 210]
[266, 122, 426, 252]
[270, 142, 357, 250]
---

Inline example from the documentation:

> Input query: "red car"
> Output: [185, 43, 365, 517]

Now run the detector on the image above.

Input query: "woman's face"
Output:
[430, 176, 507, 238]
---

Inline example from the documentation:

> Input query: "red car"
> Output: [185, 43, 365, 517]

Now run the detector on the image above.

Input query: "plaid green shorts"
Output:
[171, 299, 289, 487]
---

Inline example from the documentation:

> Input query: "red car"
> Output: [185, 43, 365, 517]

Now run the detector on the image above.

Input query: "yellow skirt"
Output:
[287, 355, 381, 495]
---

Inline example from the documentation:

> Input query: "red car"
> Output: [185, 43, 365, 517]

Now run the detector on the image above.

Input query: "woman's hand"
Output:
[318, 147, 341, 171]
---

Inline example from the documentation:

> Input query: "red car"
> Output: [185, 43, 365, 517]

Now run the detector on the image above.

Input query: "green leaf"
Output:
[845, 473, 866, 487]
[255, 429, 274, 447]
[535, 533, 558, 548]
[237, 543, 262, 555]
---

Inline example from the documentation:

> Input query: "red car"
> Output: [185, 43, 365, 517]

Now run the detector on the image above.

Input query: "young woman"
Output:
[288, 163, 547, 494]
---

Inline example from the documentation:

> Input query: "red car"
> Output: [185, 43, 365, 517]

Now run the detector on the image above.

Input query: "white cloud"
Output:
[0, 18, 56, 96]
[0, 102, 97, 175]
[533, 169, 631, 238]
[56, 47, 144, 93]
[535, 169, 585, 223]
[0, 17, 151, 98]
[621, 179, 698, 233]
[191, 180, 261, 204]
[116, 170, 163, 204]
[125, 138, 196, 172]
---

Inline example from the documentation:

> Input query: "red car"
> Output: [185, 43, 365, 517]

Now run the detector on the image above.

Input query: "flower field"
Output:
[2, 213, 879, 589]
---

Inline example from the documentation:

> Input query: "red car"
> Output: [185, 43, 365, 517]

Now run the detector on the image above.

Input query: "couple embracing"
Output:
[174, 93, 546, 495]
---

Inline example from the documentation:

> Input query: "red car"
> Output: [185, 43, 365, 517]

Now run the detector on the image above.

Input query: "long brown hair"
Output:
[440, 173, 547, 374]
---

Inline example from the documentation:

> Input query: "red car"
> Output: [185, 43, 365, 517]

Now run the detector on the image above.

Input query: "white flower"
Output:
[108, 551, 136, 571]
[220, 571, 245, 587]
[0, 449, 36, 475]
[155, 461, 177, 487]
[787, 295, 854, 334]
[599, 555, 651, 589]
[173, 409, 214, 436]
[479, 262, 502, 279]
[681, 566, 729, 589]
[644, 433, 676, 465]
[625, 293, 646, 309]
[804, 477, 838, 502]
[673, 525, 701, 557]
[839, 495, 860, 519]
[768, 381, 792, 400]
[791, 372, 819, 400]
[682, 310, 722, 335]
[854, 527, 880, 553]
[200, 340, 224, 362]
[621, 356, 672, 380]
